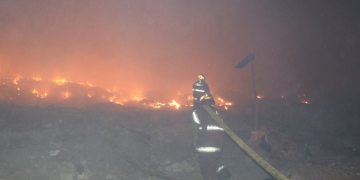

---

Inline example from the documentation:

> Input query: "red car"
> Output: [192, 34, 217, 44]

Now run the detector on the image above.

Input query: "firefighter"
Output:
[192, 74, 210, 107]
[192, 74, 231, 180]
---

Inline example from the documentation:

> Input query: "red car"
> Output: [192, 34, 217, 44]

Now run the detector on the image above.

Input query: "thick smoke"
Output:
[0, 0, 359, 103]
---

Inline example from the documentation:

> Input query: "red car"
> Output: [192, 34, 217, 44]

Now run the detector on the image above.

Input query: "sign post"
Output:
[235, 52, 259, 131]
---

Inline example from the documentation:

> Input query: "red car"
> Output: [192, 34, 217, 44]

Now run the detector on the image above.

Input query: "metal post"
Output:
[251, 60, 259, 131]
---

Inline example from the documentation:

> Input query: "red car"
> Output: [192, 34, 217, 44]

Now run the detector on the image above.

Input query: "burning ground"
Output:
[0, 97, 359, 180]
[1, 0, 360, 179]
[0, 75, 232, 110]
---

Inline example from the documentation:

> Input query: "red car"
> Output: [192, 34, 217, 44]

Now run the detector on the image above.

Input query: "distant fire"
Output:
[217, 98, 233, 110]
[169, 100, 180, 109]
[0, 75, 232, 110]
[54, 79, 67, 85]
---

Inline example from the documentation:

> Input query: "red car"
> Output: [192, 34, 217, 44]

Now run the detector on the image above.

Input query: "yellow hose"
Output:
[202, 105, 289, 180]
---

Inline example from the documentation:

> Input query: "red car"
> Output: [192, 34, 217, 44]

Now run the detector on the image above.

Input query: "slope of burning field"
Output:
[0, 75, 232, 110]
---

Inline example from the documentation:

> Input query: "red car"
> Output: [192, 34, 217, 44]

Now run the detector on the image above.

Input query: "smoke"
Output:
[0, 0, 359, 103]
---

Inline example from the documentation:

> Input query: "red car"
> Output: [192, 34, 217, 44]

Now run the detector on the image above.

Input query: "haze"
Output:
[1, 0, 359, 102]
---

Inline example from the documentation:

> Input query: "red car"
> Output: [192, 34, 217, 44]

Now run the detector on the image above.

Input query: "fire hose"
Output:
[202, 105, 289, 180]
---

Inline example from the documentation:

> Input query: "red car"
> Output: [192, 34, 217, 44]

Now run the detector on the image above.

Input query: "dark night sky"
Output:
[0, 0, 359, 101]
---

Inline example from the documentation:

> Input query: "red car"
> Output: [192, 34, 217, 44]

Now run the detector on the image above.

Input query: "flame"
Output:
[32, 89, 39, 97]
[216, 97, 232, 110]
[32, 89, 47, 98]
[257, 95, 263, 99]
[169, 100, 180, 109]
[1, 75, 235, 110]
[149, 102, 165, 109]
[13, 75, 22, 85]
[108, 96, 116, 102]
[54, 79, 67, 85]
[302, 101, 308, 104]
[218, 98, 224, 105]
[40, 92, 47, 98]
[86, 82, 93, 87]
[131, 97, 142, 101]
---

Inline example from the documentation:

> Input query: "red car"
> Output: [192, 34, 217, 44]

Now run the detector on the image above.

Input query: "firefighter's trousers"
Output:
[192, 104, 231, 180]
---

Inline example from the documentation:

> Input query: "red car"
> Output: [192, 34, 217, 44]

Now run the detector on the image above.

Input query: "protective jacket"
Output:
[192, 81, 210, 105]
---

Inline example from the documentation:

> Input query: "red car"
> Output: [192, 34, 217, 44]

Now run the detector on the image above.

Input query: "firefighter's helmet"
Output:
[199, 92, 215, 104]
[197, 74, 205, 83]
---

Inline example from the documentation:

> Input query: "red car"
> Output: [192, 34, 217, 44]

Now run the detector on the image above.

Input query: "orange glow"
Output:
[108, 96, 116, 102]
[54, 79, 67, 85]
[131, 97, 142, 101]
[65, 92, 70, 98]
[218, 98, 224, 105]
[217, 97, 232, 107]
[13, 75, 22, 85]
[257, 95, 264, 99]
[86, 82, 93, 87]
[169, 100, 180, 109]
[40, 93, 47, 98]
[302, 101, 308, 104]
[32, 89, 40, 97]
[149, 102, 165, 109]
[1, 75, 235, 110]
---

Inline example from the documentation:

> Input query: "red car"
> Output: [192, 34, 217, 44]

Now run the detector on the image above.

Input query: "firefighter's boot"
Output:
[217, 166, 231, 180]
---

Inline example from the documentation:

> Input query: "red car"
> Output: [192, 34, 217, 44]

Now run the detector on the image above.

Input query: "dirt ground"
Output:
[0, 100, 359, 180]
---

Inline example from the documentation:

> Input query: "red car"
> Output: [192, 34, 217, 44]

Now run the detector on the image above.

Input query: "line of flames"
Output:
[1, 75, 232, 110]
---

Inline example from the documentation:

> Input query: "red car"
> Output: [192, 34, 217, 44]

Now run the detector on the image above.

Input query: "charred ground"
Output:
[0, 98, 359, 180]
